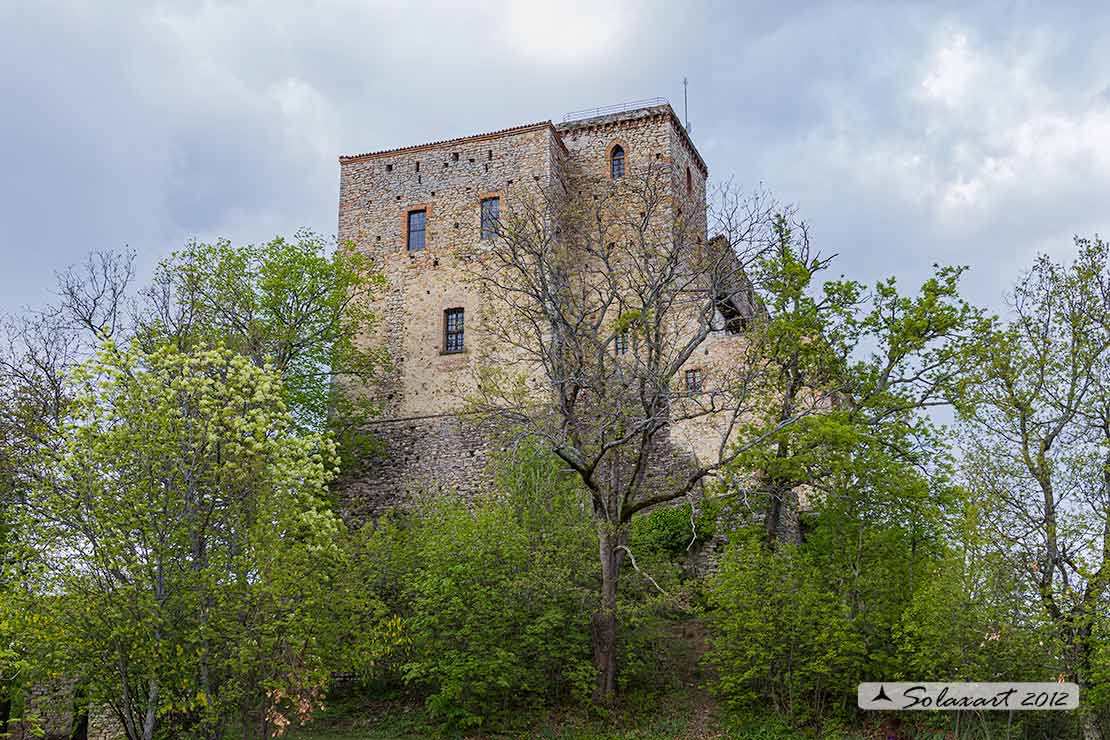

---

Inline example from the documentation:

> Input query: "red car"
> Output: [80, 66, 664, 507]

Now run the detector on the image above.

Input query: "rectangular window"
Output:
[444, 308, 465, 353]
[480, 197, 500, 240]
[614, 331, 628, 355]
[685, 368, 703, 393]
[407, 209, 426, 251]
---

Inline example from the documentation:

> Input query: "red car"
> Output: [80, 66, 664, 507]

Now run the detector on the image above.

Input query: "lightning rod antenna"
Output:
[683, 76, 689, 131]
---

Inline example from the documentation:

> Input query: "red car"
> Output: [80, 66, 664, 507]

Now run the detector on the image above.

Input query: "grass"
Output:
[281, 690, 880, 739]
[282, 688, 733, 740]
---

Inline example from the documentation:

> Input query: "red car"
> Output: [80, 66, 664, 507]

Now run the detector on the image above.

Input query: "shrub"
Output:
[348, 445, 597, 730]
[628, 499, 719, 559]
[705, 535, 859, 725]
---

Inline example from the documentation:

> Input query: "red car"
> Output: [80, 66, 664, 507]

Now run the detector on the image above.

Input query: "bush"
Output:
[628, 499, 719, 559]
[348, 445, 598, 730]
[705, 535, 859, 726]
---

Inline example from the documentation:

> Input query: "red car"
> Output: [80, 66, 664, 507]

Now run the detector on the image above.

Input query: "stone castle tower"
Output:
[336, 101, 752, 518]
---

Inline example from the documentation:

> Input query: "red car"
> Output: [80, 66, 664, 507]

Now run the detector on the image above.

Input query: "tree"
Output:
[10, 342, 345, 740]
[728, 215, 982, 545]
[138, 232, 386, 463]
[357, 445, 600, 730]
[955, 237, 1110, 740]
[468, 164, 822, 702]
[707, 533, 857, 725]
[2, 232, 384, 463]
[470, 160, 984, 701]
[0, 234, 385, 730]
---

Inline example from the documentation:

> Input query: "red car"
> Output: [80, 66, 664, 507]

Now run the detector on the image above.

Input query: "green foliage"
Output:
[341, 444, 690, 732]
[732, 213, 982, 500]
[892, 497, 1060, 683]
[141, 231, 386, 466]
[628, 499, 718, 559]
[706, 535, 859, 724]
[349, 445, 598, 731]
[950, 239, 1110, 738]
[9, 342, 357, 739]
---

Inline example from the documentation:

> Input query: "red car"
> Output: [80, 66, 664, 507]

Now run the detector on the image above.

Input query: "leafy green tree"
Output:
[11, 342, 349, 740]
[706, 215, 993, 731]
[954, 237, 1110, 740]
[139, 232, 385, 464]
[0, 234, 388, 735]
[730, 215, 983, 546]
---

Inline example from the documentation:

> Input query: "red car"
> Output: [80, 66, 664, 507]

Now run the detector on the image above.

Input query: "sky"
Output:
[3, 0, 1110, 317]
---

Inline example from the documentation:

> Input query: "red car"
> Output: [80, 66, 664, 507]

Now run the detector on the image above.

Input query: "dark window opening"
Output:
[407, 209, 426, 251]
[685, 369, 703, 393]
[480, 197, 500, 240]
[686, 166, 692, 193]
[614, 332, 629, 355]
[610, 145, 625, 179]
[415, 161, 420, 172]
[444, 307, 465, 353]
[716, 291, 748, 334]
[386, 163, 393, 172]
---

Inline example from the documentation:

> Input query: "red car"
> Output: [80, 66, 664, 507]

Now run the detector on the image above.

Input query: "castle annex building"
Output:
[337, 100, 750, 518]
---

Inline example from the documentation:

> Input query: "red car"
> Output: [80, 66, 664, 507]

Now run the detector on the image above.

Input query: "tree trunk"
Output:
[766, 484, 801, 548]
[1080, 711, 1104, 740]
[1067, 629, 1104, 740]
[592, 526, 626, 704]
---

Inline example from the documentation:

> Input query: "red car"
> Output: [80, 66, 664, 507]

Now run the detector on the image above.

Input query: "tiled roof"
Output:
[339, 104, 707, 176]
[339, 121, 560, 163]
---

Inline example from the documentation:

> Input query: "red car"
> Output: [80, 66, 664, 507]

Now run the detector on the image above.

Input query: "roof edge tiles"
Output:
[339, 121, 565, 164]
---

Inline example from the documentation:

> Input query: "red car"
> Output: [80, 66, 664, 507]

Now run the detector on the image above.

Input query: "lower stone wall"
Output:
[6, 680, 122, 740]
[338, 413, 505, 522]
[87, 707, 123, 740]
[7, 680, 74, 740]
[339, 410, 716, 527]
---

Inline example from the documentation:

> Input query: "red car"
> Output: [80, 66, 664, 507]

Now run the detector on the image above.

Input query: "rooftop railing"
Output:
[562, 97, 669, 123]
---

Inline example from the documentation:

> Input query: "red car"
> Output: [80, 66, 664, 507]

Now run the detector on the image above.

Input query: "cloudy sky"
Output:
[3, 0, 1109, 316]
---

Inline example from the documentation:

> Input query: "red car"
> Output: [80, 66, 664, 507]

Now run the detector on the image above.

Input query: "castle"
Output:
[336, 100, 757, 518]
[9, 101, 765, 740]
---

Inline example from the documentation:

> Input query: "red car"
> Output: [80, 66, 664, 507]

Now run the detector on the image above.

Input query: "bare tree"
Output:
[0, 249, 137, 465]
[467, 162, 823, 701]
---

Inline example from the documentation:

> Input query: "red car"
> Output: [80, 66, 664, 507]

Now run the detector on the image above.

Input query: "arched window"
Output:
[610, 145, 625, 179]
[686, 166, 692, 193]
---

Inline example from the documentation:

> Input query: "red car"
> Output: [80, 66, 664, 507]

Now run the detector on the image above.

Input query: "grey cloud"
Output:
[3, 0, 1110, 318]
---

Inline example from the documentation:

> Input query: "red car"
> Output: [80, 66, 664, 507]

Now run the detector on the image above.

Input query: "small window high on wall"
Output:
[480, 197, 500, 240]
[444, 308, 465, 353]
[610, 145, 625, 179]
[407, 209, 426, 251]
[685, 368, 703, 393]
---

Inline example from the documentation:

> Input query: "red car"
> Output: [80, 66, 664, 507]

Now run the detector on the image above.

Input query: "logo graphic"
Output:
[858, 683, 1079, 711]
[872, 685, 892, 703]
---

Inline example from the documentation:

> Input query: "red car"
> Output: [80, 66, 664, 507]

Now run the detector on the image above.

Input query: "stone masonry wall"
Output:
[7, 679, 123, 740]
[338, 124, 564, 420]
[337, 105, 751, 520]
[338, 413, 505, 521]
